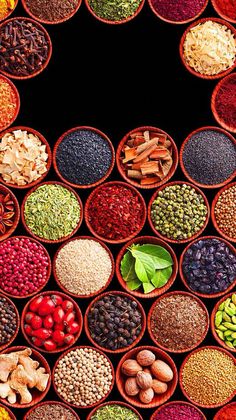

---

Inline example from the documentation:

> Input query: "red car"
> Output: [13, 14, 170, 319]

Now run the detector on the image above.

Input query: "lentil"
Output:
[214, 294, 236, 350]
[55, 238, 112, 296]
[0, 0, 15, 20]
[150, 0, 206, 22]
[88, 0, 142, 22]
[25, 0, 79, 23]
[152, 402, 205, 420]
[181, 348, 236, 405]
[26, 402, 77, 420]
[214, 74, 236, 132]
[213, 0, 236, 22]
[91, 404, 140, 420]
[214, 185, 236, 240]
[0, 406, 12, 420]
[151, 184, 208, 241]
[0, 296, 17, 346]
[54, 347, 113, 407]
[0, 76, 18, 132]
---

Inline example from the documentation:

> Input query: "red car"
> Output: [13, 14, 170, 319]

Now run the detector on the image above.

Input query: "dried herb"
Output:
[88, 0, 142, 21]
[91, 404, 139, 420]
[0, 192, 15, 235]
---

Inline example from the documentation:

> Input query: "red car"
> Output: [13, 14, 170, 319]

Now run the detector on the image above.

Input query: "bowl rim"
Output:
[115, 235, 178, 299]
[179, 126, 236, 189]
[0, 293, 20, 352]
[179, 235, 236, 299]
[84, 290, 146, 354]
[21, 0, 82, 25]
[147, 0, 209, 25]
[211, 182, 236, 243]
[211, 73, 236, 134]
[0, 0, 18, 22]
[150, 400, 207, 420]
[211, 0, 236, 24]
[84, 180, 147, 244]
[23, 400, 80, 420]
[116, 125, 178, 190]
[179, 17, 236, 80]
[147, 290, 209, 353]
[84, 0, 145, 25]
[86, 400, 143, 420]
[53, 235, 115, 299]
[53, 125, 115, 189]
[0, 74, 20, 132]
[0, 184, 20, 242]
[213, 401, 236, 420]
[21, 181, 83, 244]
[148, 180, 210, 244]
[211, 291, 236, 353]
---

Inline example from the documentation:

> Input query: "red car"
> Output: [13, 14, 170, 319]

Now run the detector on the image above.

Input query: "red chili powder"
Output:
[153, 403, 204, 420]
[216, 403, 236, 420]
[214, 73, 236, 131]
[0, 76, 18, 131]
[151, 0, 206, 22]
[214, 0, 236, 21]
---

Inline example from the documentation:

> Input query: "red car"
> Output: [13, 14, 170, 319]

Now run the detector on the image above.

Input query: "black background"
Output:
[4, 0, 235, 419]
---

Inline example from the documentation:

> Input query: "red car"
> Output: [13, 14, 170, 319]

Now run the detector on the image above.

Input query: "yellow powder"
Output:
[0, 0, 15, 19]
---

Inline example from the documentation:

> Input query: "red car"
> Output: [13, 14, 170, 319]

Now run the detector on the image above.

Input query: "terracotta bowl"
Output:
[84, 290, 146, 354]
[0, 235, 51, 299]
[211, 292, 236, 353]
[0, 17, 52, 80]
[53, 126, 115, 189]
[116, 125, 178, 190]
[0, 346, 51, 409]
[0, 184, 20, 242]
[21, 181, 83, 244]
[21, 0, 82, 25]
[180, 126, 236, 189]
[0, 126, 52, 189]
[24, 400, 80, 419]
[53, 235, 115, 299]
[116, 345, 178, 409]
[0, 293, 19, 351]
[148, 0, 208, 25]
[211, 74, 236, 134]
[0, 404, 16, 419]
[87, 401, 143, 420]
[148, 180, 210, 244]
[211, 182, 236, 243]
[21, 291, 83, 354]
[211, 0, 236, 24]
[180, 236, 236, 299]
[0, 0, 18, 22]
[85, 181, 147, 245]
[84, 0, 145, 25]
[150, 400, 207, 420]
[147, 290, 209, 353]
[116, 235, 178, 299]
[179, 18, 236, 80]
[0, 75, 20, 132]
[214, 401, 236, 419]
[52, 346, 115, 409]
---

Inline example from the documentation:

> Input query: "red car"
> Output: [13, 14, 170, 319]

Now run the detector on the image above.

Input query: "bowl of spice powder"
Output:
[151, 401, 206, 420]
[180, 18, 236, 80]
[0, 404, 16, 420]
[214, 402, 236, 420]
[24, 401, 80, 420]
[180, 346, 236, 408]
[0, 0, 18, 22]
[53, 126, 115, 189]
[211, 73, 236, 134]
[0, 75, 20, 132]
[87, 401, 143, 419]
[0, 293, 19, 352]
[84, 0, 145, 25]
[148, 0, 208, 25]
[148, 291, 209, 353]
[211, 292, 236, 353]
[0, 184, 20, 241]
[22, 0, 82, 25]
[116, 126, 178, 189]
[211, 0, 236, 24]
[212, 182, 236, 243]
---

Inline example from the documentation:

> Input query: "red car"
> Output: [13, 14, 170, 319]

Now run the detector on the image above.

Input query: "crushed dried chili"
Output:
[214, 0, 236, 22]
[215, 403, 236, 420]
[0, 76, 18, 131]
[214, 73, 236, 131]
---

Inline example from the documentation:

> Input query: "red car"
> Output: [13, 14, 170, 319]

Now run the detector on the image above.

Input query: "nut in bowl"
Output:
[87, 401, 143, 420]
[23, 400, 80, 420]
[0, 184, 20, 242]
[211, 292, 236, 352]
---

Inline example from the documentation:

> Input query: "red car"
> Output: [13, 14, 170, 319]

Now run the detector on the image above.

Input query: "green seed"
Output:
[218, 325, 227, 332]
[232, 316, 236, 324]
[225, 306, 236, 317]
[230, 302, 236, 311]
[231, 332, 236, 339]
[218, 302, 225, 311]
[225, 298, 231, 308]
[233, 339, 236, 347]
[224, 330, 233, 337]
[215, 311, 223, 327]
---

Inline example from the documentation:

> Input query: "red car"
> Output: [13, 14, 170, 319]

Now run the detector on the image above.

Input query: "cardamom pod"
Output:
[225, 341, 234, 349]
[218, 325, 227, 331]
[225, 306, 235, 317]
[224, 329, 233, 337]
[230, 302, 236, 310]
[215, 311, 223, 327]
[232, 316, 236, 324]
[218, 301, 225, 311]
[232, 294, 236, 305]
[225, 298, 231, 308]
[231, 332, 236, 339]
[233, 339, 236, 347]
[216, 330, 224, 340]
[223, 322, 236, 331]
[223, 312, 231, 322]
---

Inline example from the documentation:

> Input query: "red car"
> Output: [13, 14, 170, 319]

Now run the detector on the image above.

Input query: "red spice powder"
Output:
[214, 0, 236, 21]
[153, 403, 204, 420]
[0, 76, 18, 131]
[214, 73, 236, 131]
[151, 0, 206, 22]
[216, 403, 236, 420]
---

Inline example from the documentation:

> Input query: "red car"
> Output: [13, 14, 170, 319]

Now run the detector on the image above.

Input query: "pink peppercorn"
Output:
[0, 237, 50, 297]
[153, 403, 205, 420]
[151, 0, 206, 22]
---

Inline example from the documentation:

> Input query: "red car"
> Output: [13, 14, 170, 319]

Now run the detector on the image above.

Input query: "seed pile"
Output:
[0, 406, 12, 420]
[153, 402, 205, 420]
[0, 296, 17, 347]
[214, 74, 236, 131]
[214, 185, 236, 240]
[215, 403, 236, 420]
[26, 402, 77, 420]
[88, 0, 142, 21]
[91, 404, 140, 420]
[150, 0, 206, 22]
[0, 76, 18, 132]
[214, 0, 236, 21]
[0, 190, 16, 236]
[54, 347, 113, 407]
[214, 294, 236, 350]
[25, 0, 79, 23]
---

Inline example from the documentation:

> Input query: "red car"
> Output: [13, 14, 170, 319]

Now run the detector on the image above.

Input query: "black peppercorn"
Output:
[0, 297, 17, 346]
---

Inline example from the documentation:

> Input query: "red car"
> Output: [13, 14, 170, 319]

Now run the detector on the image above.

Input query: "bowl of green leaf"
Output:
[116, 236, 178, 299]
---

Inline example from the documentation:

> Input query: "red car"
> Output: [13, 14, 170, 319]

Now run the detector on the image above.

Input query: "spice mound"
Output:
[214, 185, 236, 240]
[56, 128, 113, 187]
[214, 73, 236, 132]
[88, 0, 143, 22]
[152, 402, 205, 420]
[24, 184, 81, 241]
[214, 294, 236, 350]
[25, 402, 77, 420]
[0, 190, 16, 237]
[0, 19, 51, 78]
[55, 238, 112, 296]
[25, 0, 79, 23]
[151, 183, 208, 241]
[120, 129, 174, 186]
[0, 129, 49, 186]
[150, 0, 206, 23]
[0, 237, 50, 297]
[183, 20, 236, 76]
[215, 402, 236, 420]
[0, 296, 17, 348]
[91, 404, 140, 420]
[87, 183, 145, 241]
[181, 347, 236, 406]
[0, 0, 16, 21]
[0, 405, 13, 420]
[0, 76, 18, 132]
[150, 293, 208, 352]
[214, 0, 236, 22]
[87, 293, 143, 351]
[54, 347, 113, 407]
[0, 347, 50, 405]
[182, 129, 236, 186]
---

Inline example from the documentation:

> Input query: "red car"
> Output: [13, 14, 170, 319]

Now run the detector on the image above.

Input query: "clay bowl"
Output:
[116, 125, 178, 190]
[53, 235, 115, 299]
[0, 184, 20, 241]
[147, 290, 209, 353]
[150, 400, 207, 420]
[211, 292, 236, 353]
[180, 236, 236, 299]
[87, 401, 143, 420]
[84, 0, 145, 25]
[85, 181, 147, 245]
[211, 182, 236, 243]
[0, 17, 52, 80]
[148, 180, 210, 244]
[0, 235, 51, 299]
[21, 181, 83, 244]
[0, 346, 51, 409]
[0, 404, 16, 419]
[0, 126, 52, 189]
[52, 346, 115, 410]
[0, 293, 20, 351]
[148, 0, 208, 25]
[22, 0, 82, 25]
[21, 290, 83, 354]
[84, 290, 146, 354]
[116, 235, 178, 299]
[179, 346, 236, 408]
[214, 401, 236, 419]
[179, 18, 236, 80]
[116, 345, 178, 409]
[180, 126, 236, 189]
[24, 400, 80, 420]
[53, 126, 115, 189]
[0, 75, 20, 132]
[0, 0, 18, 22]
[211, 0, 236, 24]
[211, 74, 236, 134]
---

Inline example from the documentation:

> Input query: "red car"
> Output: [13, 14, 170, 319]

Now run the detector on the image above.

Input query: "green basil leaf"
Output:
[151, 266, 173, 288]
[120, 251, 137, 282]
[127, 279, 142, 291]
[136, 244, 173, 269]
[143, 282, 156, 294]
[132, 252, 155, 283]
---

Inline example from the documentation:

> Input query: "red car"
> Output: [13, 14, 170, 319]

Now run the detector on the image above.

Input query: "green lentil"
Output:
[91, 404, 139, 420]
[88, 0, 142, 21]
